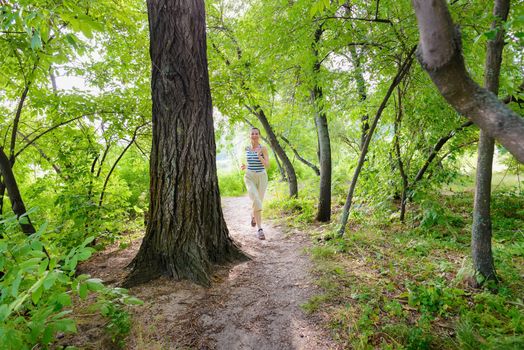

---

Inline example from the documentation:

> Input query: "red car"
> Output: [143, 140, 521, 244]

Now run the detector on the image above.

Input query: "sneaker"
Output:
[257, 228, 265, 240]
[251, 216, 256, 227]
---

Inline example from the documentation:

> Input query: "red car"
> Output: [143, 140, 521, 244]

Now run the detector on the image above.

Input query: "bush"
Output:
[0, 213, 142, 349]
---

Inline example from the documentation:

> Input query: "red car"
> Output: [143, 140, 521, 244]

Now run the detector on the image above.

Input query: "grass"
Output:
[218, 170, 246, 197]
[268, 188, 523, 349]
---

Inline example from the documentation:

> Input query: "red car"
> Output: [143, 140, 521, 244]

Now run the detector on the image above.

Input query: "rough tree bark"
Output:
[338, 46, 416, 236]
[311, 26, 332, 222]
[412, 0, 524, 163]
[471, 0, 510, 284]
[124, 0, 245, 287]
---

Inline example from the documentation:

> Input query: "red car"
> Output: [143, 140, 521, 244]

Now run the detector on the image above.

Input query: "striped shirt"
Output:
[246, 145, 265, 172]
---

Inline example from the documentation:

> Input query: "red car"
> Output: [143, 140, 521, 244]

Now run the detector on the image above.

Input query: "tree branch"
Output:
[280, 135, 320, 176]
[413, 120, 473, 184]
[412, 0, 524, 163]
[98, 123, 148, 207]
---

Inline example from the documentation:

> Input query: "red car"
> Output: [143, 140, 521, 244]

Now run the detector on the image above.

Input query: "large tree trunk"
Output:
[338, 46, 416, 236]
[412, 0, 524, 163]
[471, 0, 509, 284]
[311, 27, 332, 222]
[0, 147, 36, 234]
[124, 0, 245, 287]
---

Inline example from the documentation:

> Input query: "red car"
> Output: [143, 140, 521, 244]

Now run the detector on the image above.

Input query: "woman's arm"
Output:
[259, 146, 270, 168]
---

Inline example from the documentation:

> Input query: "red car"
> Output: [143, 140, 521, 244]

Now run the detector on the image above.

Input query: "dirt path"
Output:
[73, 196, 336, 350]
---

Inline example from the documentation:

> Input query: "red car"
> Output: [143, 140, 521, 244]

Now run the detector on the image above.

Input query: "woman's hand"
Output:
[240, 163, 246, 171]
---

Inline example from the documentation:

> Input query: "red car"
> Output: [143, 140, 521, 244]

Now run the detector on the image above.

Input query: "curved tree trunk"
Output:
[471, 0, 509, 284]
[311, 26, 332, 222]
[124, 0, 245, 288]
[412, 0, 524, 163]
[338, 46, 416, 236]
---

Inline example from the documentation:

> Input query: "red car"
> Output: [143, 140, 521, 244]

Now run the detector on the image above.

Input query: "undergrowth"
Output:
[268, 188, 524, 349]
[0, 211, 143, 350]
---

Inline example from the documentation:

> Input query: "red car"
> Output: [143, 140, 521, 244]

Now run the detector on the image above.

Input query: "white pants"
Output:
[244, 170, 268, 211]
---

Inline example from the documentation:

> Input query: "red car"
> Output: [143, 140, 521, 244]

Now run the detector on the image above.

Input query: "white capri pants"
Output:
[244, 170, 268, 211]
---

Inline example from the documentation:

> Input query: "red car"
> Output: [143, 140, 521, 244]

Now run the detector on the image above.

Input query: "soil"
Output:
[66, 196, 338, 350]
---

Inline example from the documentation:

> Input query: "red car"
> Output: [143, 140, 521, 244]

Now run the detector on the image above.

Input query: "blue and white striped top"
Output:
[246, 145, 265, 172]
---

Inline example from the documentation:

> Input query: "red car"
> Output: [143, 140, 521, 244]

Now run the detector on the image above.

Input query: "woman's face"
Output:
[250, 129, 260, 142]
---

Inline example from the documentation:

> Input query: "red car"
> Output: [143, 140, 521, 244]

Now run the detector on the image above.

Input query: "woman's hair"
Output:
[250, 127, 260, 133]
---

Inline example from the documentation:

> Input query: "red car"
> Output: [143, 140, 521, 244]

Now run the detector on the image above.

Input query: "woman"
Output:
[241, 127, 269, 240]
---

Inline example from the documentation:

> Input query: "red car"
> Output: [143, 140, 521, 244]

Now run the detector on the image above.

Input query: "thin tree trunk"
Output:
[412, 0, 524, 163]
[124, 0, 245, 287]
[471, 0, 509, 284]
[338, 46, 416, 235]
[0, 147, 35, 234]
[311, 26, 332, 222]
[349, 46, 369, 150]
[50, 66, 58, 93]
[0, 181, 5, 216]
[273, 149, 287, 181]
[1, 61, 37, 216]
[393, 87, 408, 222]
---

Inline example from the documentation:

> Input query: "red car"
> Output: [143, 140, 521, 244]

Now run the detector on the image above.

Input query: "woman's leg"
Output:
[244, 171, 263, 225]
[254, 172, 269, 229]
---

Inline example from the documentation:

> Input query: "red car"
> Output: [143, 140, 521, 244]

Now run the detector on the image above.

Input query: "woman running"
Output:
[241, 127, 269, 240]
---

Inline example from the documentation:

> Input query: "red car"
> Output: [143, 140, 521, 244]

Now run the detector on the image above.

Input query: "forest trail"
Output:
[74, 196, 337, 350]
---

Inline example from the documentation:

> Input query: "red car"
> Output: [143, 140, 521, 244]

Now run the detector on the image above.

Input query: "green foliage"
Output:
[0, 214, 142, 349]
[267, 196, 316, 224]
[95, 287, 142, 348]
[290, 190, 524, 349]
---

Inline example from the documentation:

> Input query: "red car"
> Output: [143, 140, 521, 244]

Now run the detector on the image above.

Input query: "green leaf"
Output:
[0, 304, 10, 322]
[65, 33, 78, 49]
[85, 278, 105, 291]
[43, 271, 58, 290]
[79, 283, 88, 299]
[31, 285, 44, 304]
[76, 247, 93, 261]
[52, 318, 77, 334]
[123, 296, 144, 305]
[30, 30, 42, 50]
[484, 29, 498, 40]
[55, 292, 72, 307]
[11, 274, 22, 297]
[82, 236, 95, 246]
